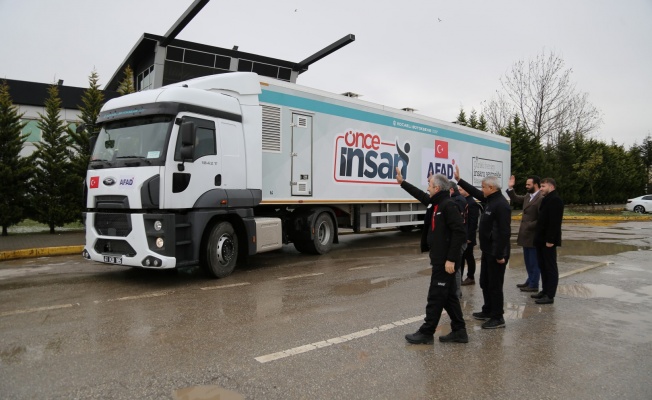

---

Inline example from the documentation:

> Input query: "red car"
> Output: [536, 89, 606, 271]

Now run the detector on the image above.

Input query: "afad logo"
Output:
[334, 130, 410, 184]
[422, 140, 457, 182]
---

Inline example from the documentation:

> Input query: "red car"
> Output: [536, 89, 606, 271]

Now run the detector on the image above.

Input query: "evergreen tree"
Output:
[478, 114, 488, 132]
[117, 65, 135, 95]
[455, 108, 467, 126]
[29, 85, 78, 233]
[0, 81, 31, 236]
[468, 109, 479, 129]
[498, 115, 543, 196]
[68, 70, 105, 219]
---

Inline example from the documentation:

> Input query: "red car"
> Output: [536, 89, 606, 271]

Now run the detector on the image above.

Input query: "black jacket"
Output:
[457, 179, 511, 259]
[400, 181, 466, 264]
[535, 189, 564, 247]
[465, 195, 481, 246]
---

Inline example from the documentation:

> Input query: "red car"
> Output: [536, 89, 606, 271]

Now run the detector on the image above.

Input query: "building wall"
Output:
[18, 104, 80, 158]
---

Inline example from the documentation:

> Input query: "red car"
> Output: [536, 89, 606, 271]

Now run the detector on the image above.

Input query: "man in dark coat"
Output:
[454, 164, 511, 329]
[450, 182, 468, 298]
[506, 175, 543, 292]
[459, 185, 481, 286]
[532, 178, 564, 304]
[396, 167, 468, 344]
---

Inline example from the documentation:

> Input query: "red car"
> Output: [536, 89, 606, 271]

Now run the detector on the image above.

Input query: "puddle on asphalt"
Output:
[173, 385, 244, 400]
[331, 277, 401, 296]
[557, 240, 643, 257]
[557, 283, 648, 304]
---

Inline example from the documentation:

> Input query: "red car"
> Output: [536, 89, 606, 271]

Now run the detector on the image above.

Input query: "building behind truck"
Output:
[82, 72, 511, 278]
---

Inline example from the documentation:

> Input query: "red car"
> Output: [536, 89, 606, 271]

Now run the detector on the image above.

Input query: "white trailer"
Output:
[82, 72, 510, 278]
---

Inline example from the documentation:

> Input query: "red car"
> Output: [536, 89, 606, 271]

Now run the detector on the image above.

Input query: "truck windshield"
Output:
[91, 116, 173, 168]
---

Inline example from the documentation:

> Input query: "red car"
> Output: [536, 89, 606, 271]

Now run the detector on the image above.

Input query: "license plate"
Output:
[103, 256, 123, 264]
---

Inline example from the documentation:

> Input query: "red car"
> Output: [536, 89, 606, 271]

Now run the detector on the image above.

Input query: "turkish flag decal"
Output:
[435, 140, 448, 159]
[89, 176, 99, 189]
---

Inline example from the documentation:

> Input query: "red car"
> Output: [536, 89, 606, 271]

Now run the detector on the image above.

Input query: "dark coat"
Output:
[400, 181, 466, 264]
[535, 190, 564, 247]
[457, 179, 511, 259]
[506, 188, 543, 247]
[465, 195, 481, 246]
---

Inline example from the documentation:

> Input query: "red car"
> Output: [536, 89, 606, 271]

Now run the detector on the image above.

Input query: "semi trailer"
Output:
[82, 72, 511, 278]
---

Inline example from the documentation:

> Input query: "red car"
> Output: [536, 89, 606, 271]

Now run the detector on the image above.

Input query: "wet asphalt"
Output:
[0, 221, 651, 399]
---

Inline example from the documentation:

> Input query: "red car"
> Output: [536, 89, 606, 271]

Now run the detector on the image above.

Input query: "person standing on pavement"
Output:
[450, 182, 468, 299]
[532, 178, 564, 305]
[506, 175, 543, 293]
[454, 165, 511, 329]
[395, 167, 468, 344]
[459, 185, 481, 286]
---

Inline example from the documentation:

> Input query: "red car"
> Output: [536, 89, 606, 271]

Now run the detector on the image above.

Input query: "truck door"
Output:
[164, 116, 220, 209]
[291, 113, 313, 196]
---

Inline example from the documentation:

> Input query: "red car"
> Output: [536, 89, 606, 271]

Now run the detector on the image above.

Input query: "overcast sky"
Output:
[1, 0, 650, 147]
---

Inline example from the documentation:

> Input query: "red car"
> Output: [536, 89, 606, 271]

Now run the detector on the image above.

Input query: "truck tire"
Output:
[294, 212, 334, 255]
[204, 221, 238, 278]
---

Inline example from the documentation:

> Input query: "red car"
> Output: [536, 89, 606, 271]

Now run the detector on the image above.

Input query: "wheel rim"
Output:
[216, 234, 235, 266]
[634, 206, 643, 213]
[317, 220, 331, 245]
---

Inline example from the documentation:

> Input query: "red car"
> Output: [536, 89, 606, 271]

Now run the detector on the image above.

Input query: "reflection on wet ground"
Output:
[558, 283, 652, 304]
[173, 385, 244, 400]
[331, 277, 403, 296]
[557, 240, 644, 257]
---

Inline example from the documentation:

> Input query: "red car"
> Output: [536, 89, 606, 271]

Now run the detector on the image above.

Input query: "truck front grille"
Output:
[94, 239, 136, 256]
[94, 213, 132, 236]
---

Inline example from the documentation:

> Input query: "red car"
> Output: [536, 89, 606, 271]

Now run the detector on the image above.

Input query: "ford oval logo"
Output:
[103, 177, 116, 186]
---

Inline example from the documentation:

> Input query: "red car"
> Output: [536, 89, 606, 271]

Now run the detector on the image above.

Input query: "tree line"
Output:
[0, 68, 135, 235]
[456, 50, 650, 206]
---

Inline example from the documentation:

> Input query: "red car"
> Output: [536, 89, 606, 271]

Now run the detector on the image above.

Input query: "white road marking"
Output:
[93, 291, 175, 304]
[0, 303, 79, 317]
[200, 282, 251, 290]
[278, 272, 324, 281]
[348, 266, 376, 271]
[254, 314, 425, 363]
[560, 261, 613, 279]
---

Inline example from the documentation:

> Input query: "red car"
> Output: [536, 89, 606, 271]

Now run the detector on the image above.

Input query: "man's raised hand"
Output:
[395, 166, 404, 184]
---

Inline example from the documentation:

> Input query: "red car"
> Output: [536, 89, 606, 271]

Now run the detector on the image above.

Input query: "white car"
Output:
[625, 195, 652, 213]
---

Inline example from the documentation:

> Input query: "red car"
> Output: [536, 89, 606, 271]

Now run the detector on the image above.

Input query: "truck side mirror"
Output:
[89, 135, 98, 153]
[179, 121, 196, 161]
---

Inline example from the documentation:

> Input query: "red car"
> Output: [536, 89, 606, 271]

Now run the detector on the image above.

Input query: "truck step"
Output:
[176, 260, 199, 268]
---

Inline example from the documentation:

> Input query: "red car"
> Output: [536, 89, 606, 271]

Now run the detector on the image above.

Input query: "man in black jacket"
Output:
[459, 185, 481, 286]
[531, 178, 564, 304]
[454, 164, 511, 329]
[396, 167, 468, 344]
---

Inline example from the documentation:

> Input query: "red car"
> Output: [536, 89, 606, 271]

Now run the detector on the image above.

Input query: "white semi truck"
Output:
[82, 72, 511, 278]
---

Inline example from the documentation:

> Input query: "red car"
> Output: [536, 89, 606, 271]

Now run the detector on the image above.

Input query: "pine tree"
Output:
[68, 70, 105, 219]
[117, 65, 135, 95]
[29, 85, 78, 233]
[0, 81, 32, 236]
[468, 109, 479, 129]
[455, 108, 467, 126]
[478, 114, 488, 131]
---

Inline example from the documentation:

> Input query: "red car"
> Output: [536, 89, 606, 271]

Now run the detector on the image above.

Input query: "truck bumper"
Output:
[83, 212, 177, 269]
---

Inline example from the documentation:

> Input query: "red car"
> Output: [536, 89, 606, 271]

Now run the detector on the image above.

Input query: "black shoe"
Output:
[461, 278, 475, 286]
[520, 287, 539, 292]
[535, 295, 554, 304]
[481, 318, 506, 329]
[472, 311, 491, 321]
[405, 331, 434, 344]
[439, 329, 469, 343]
[531, 291, 546, 299]
[516, 282, 529, 288]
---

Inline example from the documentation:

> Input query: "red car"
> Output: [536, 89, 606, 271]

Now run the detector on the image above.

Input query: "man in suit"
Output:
[454, 165, 511, 329]
[459, 185, 481, 286]
[506, 175, 543, 293]
[532, 178, 564, 305]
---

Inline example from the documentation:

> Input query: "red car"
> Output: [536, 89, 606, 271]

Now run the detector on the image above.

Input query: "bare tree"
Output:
[484, 50, 602, 143]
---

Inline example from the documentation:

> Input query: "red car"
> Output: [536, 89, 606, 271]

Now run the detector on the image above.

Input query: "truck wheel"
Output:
[204, 222, 238, 278]
[302, 212, 335, 255]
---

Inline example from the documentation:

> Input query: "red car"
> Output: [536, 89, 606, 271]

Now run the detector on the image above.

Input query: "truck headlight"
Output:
[156, 238, 164, 248]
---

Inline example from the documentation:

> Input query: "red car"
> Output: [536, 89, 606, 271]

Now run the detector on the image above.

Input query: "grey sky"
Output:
[1, 0, 650, 147]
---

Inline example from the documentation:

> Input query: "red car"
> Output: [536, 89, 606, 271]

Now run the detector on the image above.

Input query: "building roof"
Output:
[3, 79, 119, 110]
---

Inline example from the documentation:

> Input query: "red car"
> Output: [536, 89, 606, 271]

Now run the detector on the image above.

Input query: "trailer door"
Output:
[291, 113, 312, 196]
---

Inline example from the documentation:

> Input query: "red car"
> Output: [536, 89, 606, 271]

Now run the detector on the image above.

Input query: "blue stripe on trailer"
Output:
[260, 89, 510, 151]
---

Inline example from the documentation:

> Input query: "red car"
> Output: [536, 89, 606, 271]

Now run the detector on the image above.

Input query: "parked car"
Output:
[625, 195, 652, 213]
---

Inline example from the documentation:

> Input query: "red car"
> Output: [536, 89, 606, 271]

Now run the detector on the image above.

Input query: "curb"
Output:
[0, 245, 84, 262]
[511, 215, 652, 221]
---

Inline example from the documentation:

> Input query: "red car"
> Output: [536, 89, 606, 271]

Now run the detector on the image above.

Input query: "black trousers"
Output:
[536, 245, 559, 298]
[479, 252, 507, 319]
[461, 244, 476, 279]
[419, 262, 466, 335]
